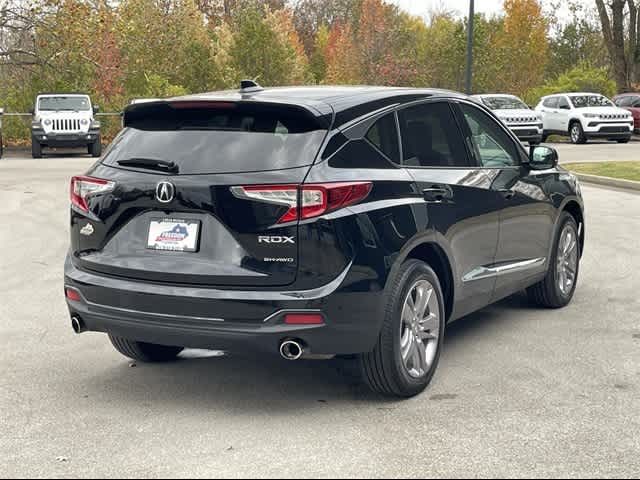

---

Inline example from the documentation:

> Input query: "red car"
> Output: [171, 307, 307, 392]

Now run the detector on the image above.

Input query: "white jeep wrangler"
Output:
[31, 94, 102, 158]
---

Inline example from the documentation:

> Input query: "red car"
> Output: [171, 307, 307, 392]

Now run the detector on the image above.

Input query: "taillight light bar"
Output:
[232, 182, 372, 224]
[70, 176, 115, 213]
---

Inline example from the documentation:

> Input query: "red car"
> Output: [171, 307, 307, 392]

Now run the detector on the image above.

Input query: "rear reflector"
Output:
[70, 176, 115, 213]
[284, 314, 324, 325]
[65, 288, 82, 302]
[232, 182, 372, 224]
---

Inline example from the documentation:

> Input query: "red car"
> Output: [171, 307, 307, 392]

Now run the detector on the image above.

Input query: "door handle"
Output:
[423, 186, 453, 202]
[499, 189, 516, 199]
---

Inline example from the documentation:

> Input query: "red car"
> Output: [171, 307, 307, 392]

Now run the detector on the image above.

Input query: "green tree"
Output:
[229, 6, 310, 85]
[547, 1, 607, 79]
[525, 64, 617, 105]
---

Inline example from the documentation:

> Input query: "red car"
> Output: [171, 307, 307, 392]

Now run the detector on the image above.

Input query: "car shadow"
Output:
[76, 292, 535, 410]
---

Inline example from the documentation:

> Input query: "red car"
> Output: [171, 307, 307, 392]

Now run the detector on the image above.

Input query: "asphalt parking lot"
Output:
[1, 152, 639, 478]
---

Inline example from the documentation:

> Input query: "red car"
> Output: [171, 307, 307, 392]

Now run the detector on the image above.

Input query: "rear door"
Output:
[71, 101, 329, 287]
[398, 100, 503, 319]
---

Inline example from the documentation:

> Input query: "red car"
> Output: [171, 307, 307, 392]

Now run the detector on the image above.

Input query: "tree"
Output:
[525, 64, 617, 105]
[324, 21, 359, 83]
[291, 0, 359, 55]
[547, 2, 607, 79]
[495, 0, 549, 96]
[595, 0, 640, 91]
[229, 5, 311, 86]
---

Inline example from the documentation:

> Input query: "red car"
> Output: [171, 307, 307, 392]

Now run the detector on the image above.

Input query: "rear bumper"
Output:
[64, 254, 383, 356]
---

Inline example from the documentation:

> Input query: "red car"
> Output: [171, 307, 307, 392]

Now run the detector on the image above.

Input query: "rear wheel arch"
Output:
[403, 242, 454, 322]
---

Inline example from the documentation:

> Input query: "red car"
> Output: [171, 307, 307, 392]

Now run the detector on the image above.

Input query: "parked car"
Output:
[31, 93, 102, 158]
[64, 84, 585, 398]
[613, 93, 640, 134]
[472, 94, 543, 145]
[535, 92, 633, 144]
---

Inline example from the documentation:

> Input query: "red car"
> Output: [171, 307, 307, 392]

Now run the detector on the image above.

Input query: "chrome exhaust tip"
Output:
[71, 316, 85, 334]
[280, 340, 304, 361]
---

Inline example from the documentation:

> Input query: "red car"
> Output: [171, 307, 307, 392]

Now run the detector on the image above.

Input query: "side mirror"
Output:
[29, 107, 35, 115]
[528, 145, 558, 170]
[93, 105, 100, 114]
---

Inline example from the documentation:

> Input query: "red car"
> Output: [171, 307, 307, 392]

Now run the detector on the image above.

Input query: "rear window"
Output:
[104, 102, 328, 174]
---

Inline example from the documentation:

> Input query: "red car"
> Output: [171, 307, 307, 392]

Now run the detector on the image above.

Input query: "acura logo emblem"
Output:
[156, 181, 175, 203]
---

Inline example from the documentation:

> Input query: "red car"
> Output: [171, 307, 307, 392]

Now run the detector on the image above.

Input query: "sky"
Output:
[390, 0, 571, 22]
[392, 0, 504, 19]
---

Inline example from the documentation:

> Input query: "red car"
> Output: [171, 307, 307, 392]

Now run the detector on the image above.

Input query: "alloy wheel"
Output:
[399, 279, 441, 379]
[556, 223, 578, 296]
[571, 125, 580, 143]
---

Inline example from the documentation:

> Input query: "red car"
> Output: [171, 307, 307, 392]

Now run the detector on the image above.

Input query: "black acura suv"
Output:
[65, 85, 584, 397]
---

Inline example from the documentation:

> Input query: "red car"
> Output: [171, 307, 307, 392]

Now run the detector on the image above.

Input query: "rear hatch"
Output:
[71, 100, 330, 287]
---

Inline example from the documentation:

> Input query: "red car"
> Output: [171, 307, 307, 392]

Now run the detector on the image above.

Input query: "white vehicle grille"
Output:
[505, 116, 539, 124]
[600, 114, 628, 120]
[52, 118, 81, 132]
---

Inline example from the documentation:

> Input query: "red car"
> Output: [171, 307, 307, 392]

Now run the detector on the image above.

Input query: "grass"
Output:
[564, 161, 640, 182]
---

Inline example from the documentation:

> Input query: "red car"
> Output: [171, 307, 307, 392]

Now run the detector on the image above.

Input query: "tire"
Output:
[541, 132, 549, 143]
[108, 334, 183, 362]
[617, 139, 630, 144]
[31, 139, 42, 159]
[527, 212, 580, 308]
[569, 121, 587, 144]
[89, 140, 102, 158]
[360, 259, 445, 398]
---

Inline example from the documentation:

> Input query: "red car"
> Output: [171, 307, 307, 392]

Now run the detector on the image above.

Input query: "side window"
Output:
[397, 102, 469, 168]
[328, 139, 397, 169]
[460, 103, 520, 168]
[633, 97, 640, 108]
[543, 97, 559, 108]
[365, 113, 400, 163]
[615, 97, 630, 107]
[558, 97, 571, 110]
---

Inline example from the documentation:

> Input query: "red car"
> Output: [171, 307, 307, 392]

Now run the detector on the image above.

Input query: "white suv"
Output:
[535, 93, 633, 144]
[31, 93, 102, 158]
[472, 94, 543, 144]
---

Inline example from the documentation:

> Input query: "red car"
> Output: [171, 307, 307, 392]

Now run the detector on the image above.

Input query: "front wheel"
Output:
[360, 260, 445, 397]
[527, 212, 581, 308]
[108, 334, 183, 362]
[31, 139, 42, 159]
[616, 138, 630, 144]
[569, 122, 587, 144]
[89, 140, 102, 158]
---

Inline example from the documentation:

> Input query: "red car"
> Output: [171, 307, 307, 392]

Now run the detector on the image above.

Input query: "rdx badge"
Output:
[258, 235, 295, 244]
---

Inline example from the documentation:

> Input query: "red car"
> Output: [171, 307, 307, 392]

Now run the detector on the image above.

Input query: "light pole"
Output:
[465, 0, 475, 94]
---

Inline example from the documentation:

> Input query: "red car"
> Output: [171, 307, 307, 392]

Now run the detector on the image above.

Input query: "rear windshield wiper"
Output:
[117, 158, 179, 174]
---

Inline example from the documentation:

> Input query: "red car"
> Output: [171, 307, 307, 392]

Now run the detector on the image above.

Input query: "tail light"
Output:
[232, 182, 372, 224]
[65, 287, 82, 302]
[70, 176, 115, 213]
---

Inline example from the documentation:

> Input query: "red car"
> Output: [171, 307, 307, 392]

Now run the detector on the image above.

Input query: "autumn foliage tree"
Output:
[0, 0, 630, 144]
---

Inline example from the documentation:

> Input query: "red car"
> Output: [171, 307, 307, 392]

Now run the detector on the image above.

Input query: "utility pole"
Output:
[465, 0, 475, 95]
